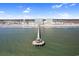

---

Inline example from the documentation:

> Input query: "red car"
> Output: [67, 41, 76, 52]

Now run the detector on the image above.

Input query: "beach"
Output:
[0, 24, 79, 28]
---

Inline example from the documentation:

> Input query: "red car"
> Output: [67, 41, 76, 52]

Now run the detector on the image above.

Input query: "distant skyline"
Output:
[0, 3, 79, 19]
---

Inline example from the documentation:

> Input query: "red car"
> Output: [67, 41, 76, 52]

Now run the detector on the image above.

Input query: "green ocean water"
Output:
[0, 28, 79, 56]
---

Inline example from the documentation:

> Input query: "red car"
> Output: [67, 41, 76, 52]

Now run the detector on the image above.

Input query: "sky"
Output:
[0, 3, 79, 19]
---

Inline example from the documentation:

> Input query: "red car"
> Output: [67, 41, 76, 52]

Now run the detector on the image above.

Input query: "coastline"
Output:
[0, 24, 79, 28]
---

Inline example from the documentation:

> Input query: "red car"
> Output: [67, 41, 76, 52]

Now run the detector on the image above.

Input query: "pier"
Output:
[32, 24, 45, 46]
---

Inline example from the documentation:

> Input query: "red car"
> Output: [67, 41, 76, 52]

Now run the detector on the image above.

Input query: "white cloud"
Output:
[59, 13, 70, 19]
[70, 3, 76, 6]
[52, 4, 64, 9]
[0, 14, 33, 19]
[0, 11, 5, 14]
[23, 7, 31, 13]
[53, 13, 71, 19]
[52, 3, 76, 9]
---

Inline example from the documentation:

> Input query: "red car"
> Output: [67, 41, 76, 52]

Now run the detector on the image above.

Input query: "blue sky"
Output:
[0, 3, 79, 19]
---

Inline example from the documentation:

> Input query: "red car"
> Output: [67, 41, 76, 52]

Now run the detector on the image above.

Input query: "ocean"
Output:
[0, 28, 79, 56]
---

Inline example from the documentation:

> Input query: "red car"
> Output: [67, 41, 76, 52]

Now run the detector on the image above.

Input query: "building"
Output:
[52, 19, 79, 24]
[0, 19, 35, 25]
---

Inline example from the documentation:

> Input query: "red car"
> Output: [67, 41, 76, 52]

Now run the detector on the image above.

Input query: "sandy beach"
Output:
[0, 24, 79, 28]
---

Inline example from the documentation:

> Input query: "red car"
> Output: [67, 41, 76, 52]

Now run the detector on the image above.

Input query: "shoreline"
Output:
[0, 24, 79, 28]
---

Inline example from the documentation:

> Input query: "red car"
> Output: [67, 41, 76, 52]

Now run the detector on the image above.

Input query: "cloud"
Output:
[52, 4, 64, 9]
[52, 3, 76, 9]
[69, 3, 76, 6]
[23, 7, 31, 13]
[59, 13, 70, 19]
[53, 13, 70, 19]
[0, 11, 5, 14]
[64, 3, 76, 8]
